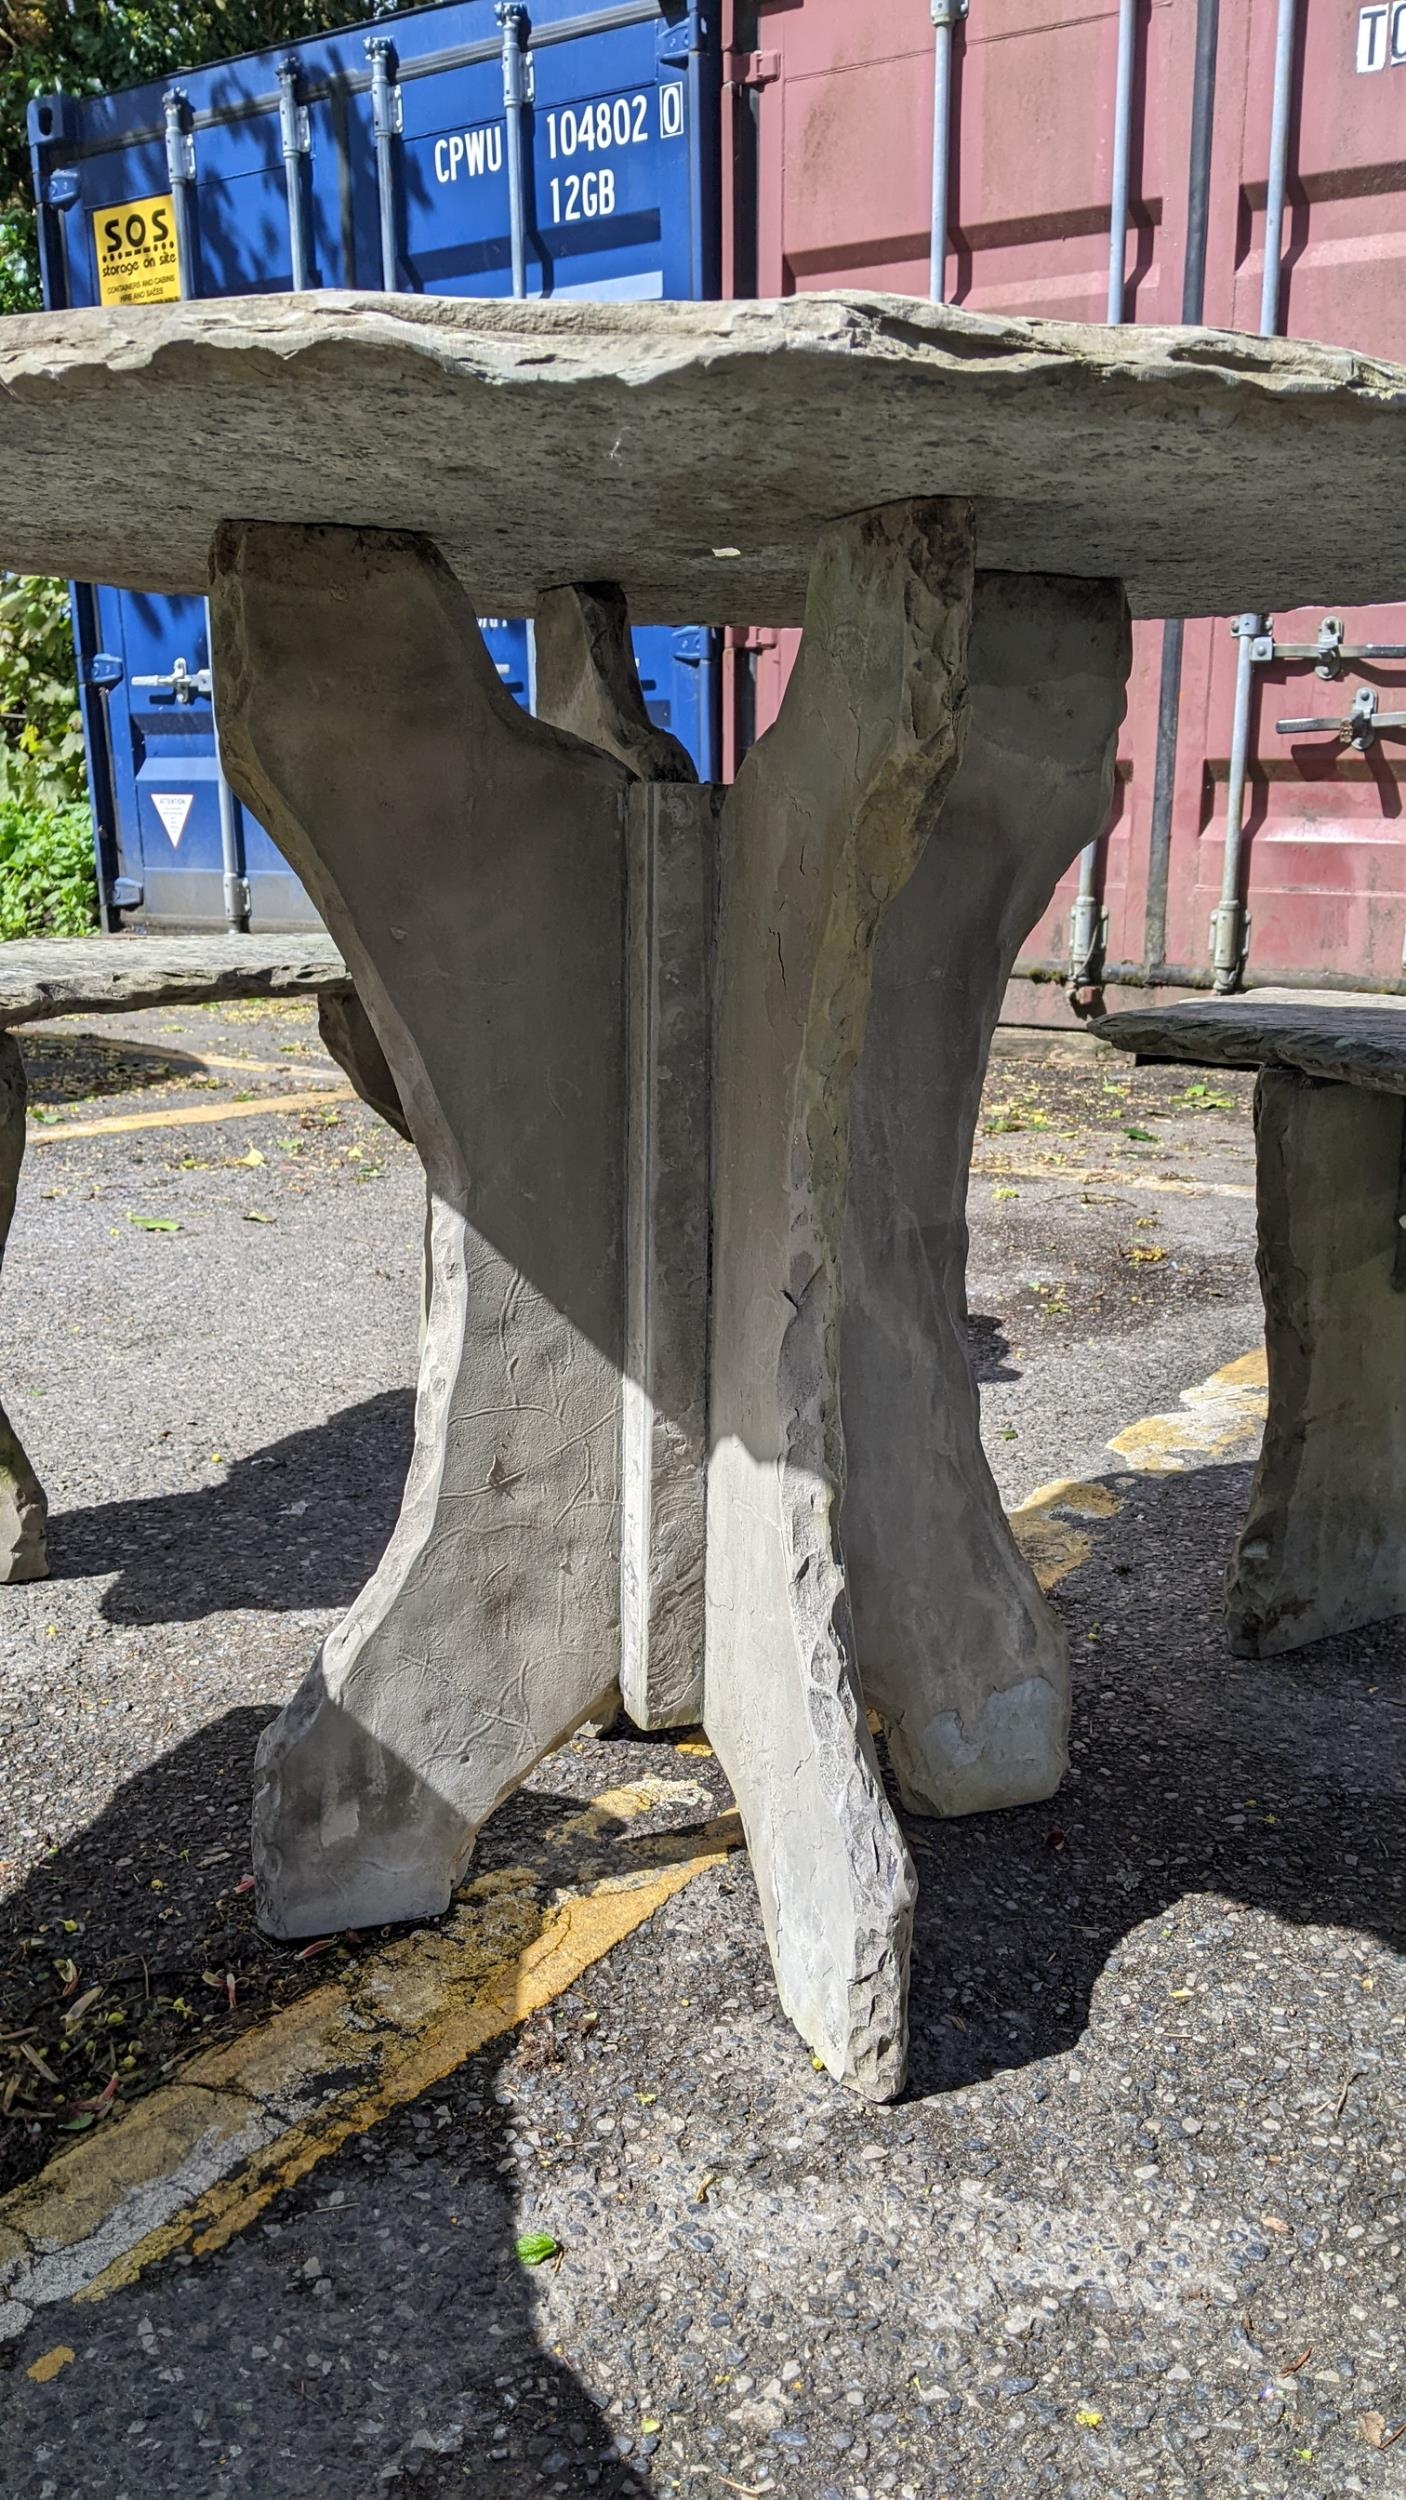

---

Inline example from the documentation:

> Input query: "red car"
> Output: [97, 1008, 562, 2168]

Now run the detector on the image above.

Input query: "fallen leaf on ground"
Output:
[515, 2232, 559, 2266]
[26, 2346, 74, 2385]
[1075, 2408, 1103, 2428]
[128, 1214, 181, 1233]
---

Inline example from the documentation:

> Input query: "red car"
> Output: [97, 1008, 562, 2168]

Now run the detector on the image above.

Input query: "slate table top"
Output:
[1, 291, 1406, 623]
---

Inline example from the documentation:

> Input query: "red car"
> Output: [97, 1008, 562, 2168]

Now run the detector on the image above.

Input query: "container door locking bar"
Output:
[1213, 613, 1406, 987]
[1276, 685, 1406, 752]
[131, 656, 212, 701]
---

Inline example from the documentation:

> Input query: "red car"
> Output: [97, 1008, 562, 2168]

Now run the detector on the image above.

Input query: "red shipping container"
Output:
[721, 0, 1406, 1021]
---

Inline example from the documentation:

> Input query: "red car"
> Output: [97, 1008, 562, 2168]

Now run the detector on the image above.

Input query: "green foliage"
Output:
[0, 570, 84, 805]
[0, 793, 97, 936]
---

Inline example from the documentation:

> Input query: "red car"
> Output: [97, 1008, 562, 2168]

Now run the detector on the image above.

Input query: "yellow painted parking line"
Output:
[0, 1796, 742, 2331]
[0, 1348, 1270, 2333]
[1108, 1346, 1267, 1473]
[1009, 1476, 1123, 1591]
[1004, 1348, 1267, 1602]
[974, 1155, 1254, 1202]
[26, 1087, 353, 1144]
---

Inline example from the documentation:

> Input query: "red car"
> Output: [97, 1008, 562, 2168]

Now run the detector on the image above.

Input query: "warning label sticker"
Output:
[150, 792, 193, 848]
[93, 196, 180, 307]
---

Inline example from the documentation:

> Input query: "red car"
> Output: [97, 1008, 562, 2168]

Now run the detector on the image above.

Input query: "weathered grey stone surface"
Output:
[706, 498, 974, 2100]
[1228, 1068, 1406, 1657]
[617, 783, 718, 1731]
[0, 1032, 46, 1584]
[317, 981, 409, 1142]
[535, 584, 712, 1735]
[2, 293, 1406, 623]
[534, 583, 696, 786]
[0, 932, 345, 1028]
[845, 572, 1130, 1815]
[212, 522, 633, 1938]
[1095, 990, 1406, 1097]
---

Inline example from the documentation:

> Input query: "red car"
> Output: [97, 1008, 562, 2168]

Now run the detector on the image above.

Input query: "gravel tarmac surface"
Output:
[0, 1005, 1402, 2500]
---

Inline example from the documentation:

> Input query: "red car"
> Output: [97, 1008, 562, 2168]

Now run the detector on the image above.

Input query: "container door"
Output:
[37, 0, 720, 933]
[1155, 0, 1406, 990]
[736, 0, 1192, 990]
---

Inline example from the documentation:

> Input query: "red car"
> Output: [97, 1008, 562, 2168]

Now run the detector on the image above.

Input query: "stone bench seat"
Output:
[1095, 991, 1406, 1657]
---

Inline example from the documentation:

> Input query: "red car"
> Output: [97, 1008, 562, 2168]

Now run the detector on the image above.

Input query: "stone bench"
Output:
[0, 932, 405, 1583]
[1094, 990, 1406, 1657]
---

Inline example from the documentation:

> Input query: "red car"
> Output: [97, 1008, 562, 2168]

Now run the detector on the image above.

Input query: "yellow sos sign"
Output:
[92, 195, 181, 306]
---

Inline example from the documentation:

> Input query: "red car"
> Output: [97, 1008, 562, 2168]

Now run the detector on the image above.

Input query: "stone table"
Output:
[0, 932, 398, 1583]
[1096, 990, 1406, 1660]
[4, 292, 1406, 2097]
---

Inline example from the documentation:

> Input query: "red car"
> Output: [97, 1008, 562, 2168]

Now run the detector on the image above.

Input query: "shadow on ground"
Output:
[0, 1724, 660, 2498]
[902, 1454, 1406, 2098]
[966, 1310, 1019, 1382]
[19, 1031, 237, 1114]
[46, 1389, 414, 1623]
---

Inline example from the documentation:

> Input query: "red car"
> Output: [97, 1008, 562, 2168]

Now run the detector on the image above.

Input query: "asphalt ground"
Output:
[0, 1002, 1402, 2500]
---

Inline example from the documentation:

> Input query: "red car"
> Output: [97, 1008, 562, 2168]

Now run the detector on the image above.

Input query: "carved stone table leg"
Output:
[0, 1030, 47, 1584]
[1229, 1067, 1406, 1655]
[317, 981, 410, 1142]
[536, 584, 716, 1733]
[705, 500, 974, 2099]
[212, 523, 639, 1937]
[844, 574, 1130, 1816]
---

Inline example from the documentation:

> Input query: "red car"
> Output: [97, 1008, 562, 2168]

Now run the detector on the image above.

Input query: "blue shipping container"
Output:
[29, 0, 719, 930]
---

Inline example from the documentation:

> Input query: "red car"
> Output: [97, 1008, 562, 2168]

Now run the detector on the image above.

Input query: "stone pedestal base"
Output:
[1230, 1068, 1406, 1655]
[215, 512, 1132, 2096]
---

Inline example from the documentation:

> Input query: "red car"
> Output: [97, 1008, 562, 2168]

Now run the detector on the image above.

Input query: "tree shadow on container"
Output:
[0, 1709, 657, 2500]
[902, 1453, 1406, 2100]
[44, 1389, 414, 1625]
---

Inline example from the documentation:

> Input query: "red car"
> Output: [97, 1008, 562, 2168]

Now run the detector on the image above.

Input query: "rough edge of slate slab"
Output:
[1093, 990, 1406, 1098]
[3, 291, 1406, 622]
[0, 934, 347, 1028]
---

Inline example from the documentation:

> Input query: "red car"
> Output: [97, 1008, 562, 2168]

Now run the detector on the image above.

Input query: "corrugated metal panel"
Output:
[726, 0, 1406, 1014]
[31, 0, 719, 931]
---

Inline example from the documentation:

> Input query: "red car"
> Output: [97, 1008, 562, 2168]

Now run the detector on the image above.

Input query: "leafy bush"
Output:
[0, 575, 94, 935]
[0, 572, 84, 807]
[0, 795, 96, 936]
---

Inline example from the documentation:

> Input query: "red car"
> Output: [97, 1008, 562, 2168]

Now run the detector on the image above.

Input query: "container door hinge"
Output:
[85, 653, 124, 690]
[1209, 902, 1250, 985]
[109, 878, 143, 910]
[163, 88, 196, 184]
[44, 168, 80, 210]
[659, 7, 712, 65]
[726, 48, 779, 86]
[1067, 896, 1107, 990]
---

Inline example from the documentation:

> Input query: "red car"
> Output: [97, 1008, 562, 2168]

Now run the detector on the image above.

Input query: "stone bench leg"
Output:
[0, 1030, 47, 1585]
[535, 584, 714, 1733]
[704, 499, 975, 2100]
[212, 522, 643, 1938]
[844, 573, 1131, 1816]
[1229, 1067, 1406, 1655]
